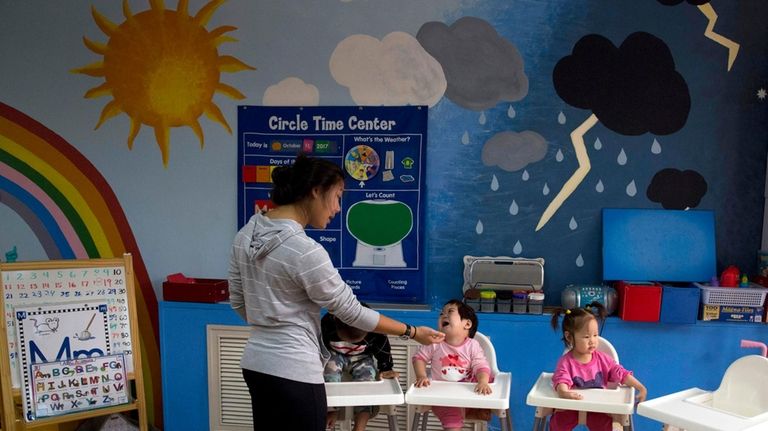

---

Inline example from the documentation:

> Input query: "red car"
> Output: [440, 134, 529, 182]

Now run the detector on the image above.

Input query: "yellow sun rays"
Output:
[72, 0, 255, 167]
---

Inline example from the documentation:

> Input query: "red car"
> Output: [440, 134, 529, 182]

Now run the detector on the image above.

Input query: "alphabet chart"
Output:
[2, 265, 134, 388]
[15, 302, 111, 421]
[29, 354, 129, 420]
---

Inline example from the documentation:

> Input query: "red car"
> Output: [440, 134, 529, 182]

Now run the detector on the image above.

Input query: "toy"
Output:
[739, 274, 749, 287]
[719, 265, 740, 287]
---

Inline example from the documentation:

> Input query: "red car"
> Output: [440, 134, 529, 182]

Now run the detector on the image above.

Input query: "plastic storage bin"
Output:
[512, 291, 528, 314]
[465, 298, 480, 312]
[480, 290, 496, 312]
[615, 281, 662, 322]
[694, 282, 768, 307]
[660, 285, 700, 324]
[496, 291, 512, 313]
[528, 292, 545, 314]
[163, 273, 229, 303]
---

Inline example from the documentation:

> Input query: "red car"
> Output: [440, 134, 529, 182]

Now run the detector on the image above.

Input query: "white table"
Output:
[405, 373, 512, 431]
[325, 379, 404, 431]
[637, 387, 768, 431]
[526, 372, 635, 431]
[404, 373, 511, 409]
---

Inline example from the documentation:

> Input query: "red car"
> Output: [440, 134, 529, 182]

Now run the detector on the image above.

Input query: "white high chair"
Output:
[326, 378, 404, 431]
[526, 336, 635, 431]
[404, 332, 513, 431]
[637, 354, 768, 431]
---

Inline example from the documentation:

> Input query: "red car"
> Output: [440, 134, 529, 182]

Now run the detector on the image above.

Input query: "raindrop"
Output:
[513, 240, 523, 255]
[617, 148, 627, 166]
[626, 180, 637, 197]
[509, 200, 519, 215]
[476, 220, 484, 234]
[594, 137, 603, 150]
[507, 105, 516, 118]
[461, 131, 470, 145]
[556, 149, 564, 162]
[479, 112, 486, 125]
[522, 170, 530, 181]
[491, 175, 499, 191]
[558, 111, 566, 124]
[651, 138, 662, 154]
[575, 254, 584, 267]
[542, 183, 550, 196]
[595, 179, 604, 193]
[569, 217, 578, 230]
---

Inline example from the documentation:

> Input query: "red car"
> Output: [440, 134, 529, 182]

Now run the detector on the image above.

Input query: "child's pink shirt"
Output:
[552, 350, 631, 390]
[412, 337, 491, 382]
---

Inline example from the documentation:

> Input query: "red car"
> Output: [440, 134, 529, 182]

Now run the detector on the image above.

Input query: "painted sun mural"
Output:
[73, 0, 255, 167]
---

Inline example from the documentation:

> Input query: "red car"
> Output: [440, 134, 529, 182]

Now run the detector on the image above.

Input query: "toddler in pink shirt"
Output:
[412, 299, 492, 430]
[549, 303, 647, 431]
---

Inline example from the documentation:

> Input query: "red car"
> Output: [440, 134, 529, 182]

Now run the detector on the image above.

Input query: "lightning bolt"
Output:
[698, 3, 740, 71]
[536, 114, 598, 231]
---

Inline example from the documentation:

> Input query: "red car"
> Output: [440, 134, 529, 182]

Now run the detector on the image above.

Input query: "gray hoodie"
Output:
[228, 213, 380, 383]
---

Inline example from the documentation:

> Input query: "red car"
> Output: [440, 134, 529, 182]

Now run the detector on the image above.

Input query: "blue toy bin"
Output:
[660, 284, 700, 324]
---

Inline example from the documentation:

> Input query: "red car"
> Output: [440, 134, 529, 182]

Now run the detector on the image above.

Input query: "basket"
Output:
[695, 283, 768, 307]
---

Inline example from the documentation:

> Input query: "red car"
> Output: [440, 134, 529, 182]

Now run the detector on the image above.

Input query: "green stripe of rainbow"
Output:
[0, 102, 162, 427]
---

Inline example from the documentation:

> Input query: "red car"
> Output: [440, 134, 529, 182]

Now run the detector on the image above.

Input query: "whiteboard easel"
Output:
[0, 254, 147, 430]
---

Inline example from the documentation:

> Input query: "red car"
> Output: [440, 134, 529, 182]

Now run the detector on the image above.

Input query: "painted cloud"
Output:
[330, 32, 447, 107]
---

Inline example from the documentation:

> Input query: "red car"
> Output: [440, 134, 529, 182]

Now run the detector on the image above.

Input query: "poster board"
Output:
[0, 255, 146, 430]
[237, 105, 428, 303]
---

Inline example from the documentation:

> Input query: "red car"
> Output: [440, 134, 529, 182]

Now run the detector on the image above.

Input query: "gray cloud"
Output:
[482, 131, 547, 171]
[417, 16, 528, 111]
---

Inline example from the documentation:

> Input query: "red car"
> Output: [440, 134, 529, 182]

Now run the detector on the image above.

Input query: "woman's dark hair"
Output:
[445, 299, 479, 338]
[550, 301, 607, 348]
[271, 153, 345, 205]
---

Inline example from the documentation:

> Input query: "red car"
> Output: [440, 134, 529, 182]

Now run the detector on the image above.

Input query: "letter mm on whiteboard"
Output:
[15, 302, 114, 421]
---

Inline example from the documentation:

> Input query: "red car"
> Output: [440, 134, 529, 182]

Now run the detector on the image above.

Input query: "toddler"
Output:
[322, 307, 398, 431]
[550, 303, 647, 431]
[412, 299, 492, 431]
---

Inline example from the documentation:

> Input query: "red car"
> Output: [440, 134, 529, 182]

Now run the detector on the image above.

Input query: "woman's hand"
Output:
[413, 326, 445, 345]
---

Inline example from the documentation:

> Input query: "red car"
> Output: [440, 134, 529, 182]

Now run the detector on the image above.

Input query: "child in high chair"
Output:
[412, 299, 492, 431]
[322, 304, 398, 431]
[550, 303, 647, 431]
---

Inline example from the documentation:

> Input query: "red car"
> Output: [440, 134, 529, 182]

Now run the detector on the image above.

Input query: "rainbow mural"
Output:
[0, 102, 162, 427]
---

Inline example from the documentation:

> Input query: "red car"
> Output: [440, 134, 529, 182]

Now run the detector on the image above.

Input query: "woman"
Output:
[229, 153, 444, 430]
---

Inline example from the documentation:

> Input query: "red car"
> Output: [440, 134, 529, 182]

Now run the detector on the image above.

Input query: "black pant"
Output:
[242, 368, 327, 430]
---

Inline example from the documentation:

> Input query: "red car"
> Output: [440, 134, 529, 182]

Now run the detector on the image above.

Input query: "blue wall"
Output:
[2, 1, 767, 307]
[160, 301, 768, 431]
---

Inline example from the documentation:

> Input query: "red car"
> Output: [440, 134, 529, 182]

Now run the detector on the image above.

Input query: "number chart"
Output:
[2, 265, 133, 387]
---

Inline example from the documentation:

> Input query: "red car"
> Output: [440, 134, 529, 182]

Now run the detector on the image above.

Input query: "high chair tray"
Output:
[526, 372, 635, 414]
[638, 388, 768, 431]
[404, 372, 511, 409]
[325, 379, 404, 407]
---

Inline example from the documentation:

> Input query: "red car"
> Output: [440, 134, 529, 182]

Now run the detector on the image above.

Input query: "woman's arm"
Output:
[373, 314, 445, 345]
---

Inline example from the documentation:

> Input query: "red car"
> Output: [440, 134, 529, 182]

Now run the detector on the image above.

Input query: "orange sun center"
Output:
[105, 10, 219, 127]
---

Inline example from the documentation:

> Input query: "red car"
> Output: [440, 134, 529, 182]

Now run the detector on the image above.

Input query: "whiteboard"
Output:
[2, 265, 134, 388]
